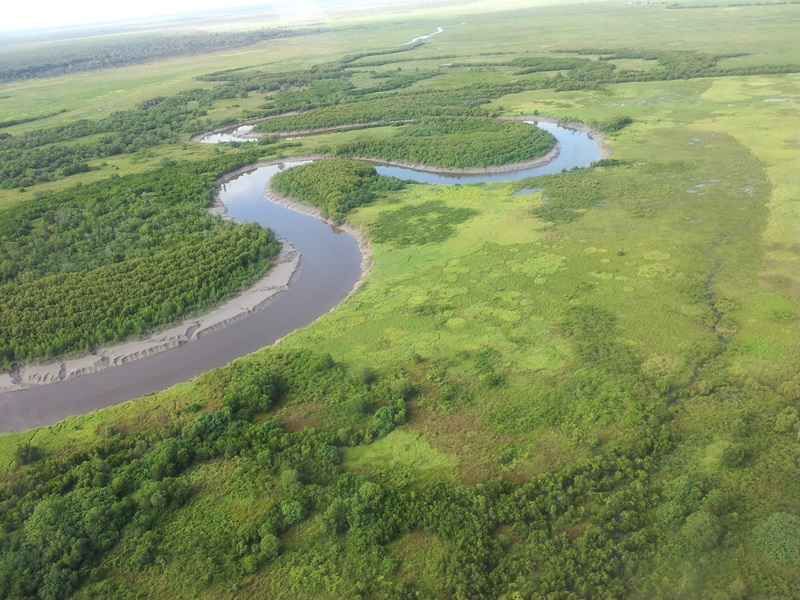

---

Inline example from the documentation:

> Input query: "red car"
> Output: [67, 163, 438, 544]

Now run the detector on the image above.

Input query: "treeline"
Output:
[0, 224, 275, 366]
[0, 87, 297, 190]
[511, 55, 603, 74]
[0, 92, 217, 189]
[454, 48, 800, 92]
[8, 45, 793, 190]
[0, 152, 279, 366]
[666, 1, 800, 8]
[0, 28, 321, 83]
[255, 90, 493, 133]
[0, 46, 433, 189]
[342, 69, 441, 98]
[270, 159, 405, 222]
[0, 151, 261, 282]
[0, 349, 411, 599]
[0, 347, 684, 599]
[0, 109, 68, 130]
[251, 48, 800, 133]
[549, 48, 800, 86]
[333, 117, 556, 168]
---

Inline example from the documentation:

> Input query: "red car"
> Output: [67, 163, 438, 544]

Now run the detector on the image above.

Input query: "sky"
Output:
[2, 0, 300, 32]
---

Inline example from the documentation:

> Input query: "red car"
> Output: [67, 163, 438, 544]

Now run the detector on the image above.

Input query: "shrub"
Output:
[752, 512, 800, 570]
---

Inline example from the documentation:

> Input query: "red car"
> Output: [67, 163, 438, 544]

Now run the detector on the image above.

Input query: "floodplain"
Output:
[0, 1, 798, 598]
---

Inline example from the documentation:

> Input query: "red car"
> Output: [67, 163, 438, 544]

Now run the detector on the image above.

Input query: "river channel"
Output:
[0, 122, 601, 432]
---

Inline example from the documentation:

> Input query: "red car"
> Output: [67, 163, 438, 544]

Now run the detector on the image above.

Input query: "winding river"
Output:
[0, 121, 602, 432]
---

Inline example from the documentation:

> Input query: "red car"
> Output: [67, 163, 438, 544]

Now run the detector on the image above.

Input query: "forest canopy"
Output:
[0, 154, 279, 367]
[270, 158, 405, 222]
[332, 117, 556, 168]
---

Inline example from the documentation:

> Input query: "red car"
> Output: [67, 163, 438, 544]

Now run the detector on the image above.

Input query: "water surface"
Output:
[0, 123, 601, 432]
[0, 162, 361, 432]
[372, 122, 601, 184]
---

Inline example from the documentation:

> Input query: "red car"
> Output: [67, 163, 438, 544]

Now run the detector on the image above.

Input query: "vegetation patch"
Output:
[369, 200, 477, 247]
[333, 117, 556, 168]
[342, 429, 459, 485]
[752, 512, 800, 570]
[0, 153, 279, 367]
[270, 158, 404, 222]
[1, 2, 799, 598]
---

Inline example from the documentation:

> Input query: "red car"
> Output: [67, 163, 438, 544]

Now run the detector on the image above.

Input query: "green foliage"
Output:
[511, 55, 593, 74]
[270, 158, 404, 222]
[367, 397, 407, 440]
[357, 366, 378, 385]
[0, 92, 213, 188]
[681, 510, 722, 551]
[221, 363, 282, 414]
[334, 117, 555, 168]
[0, 154, 279, 365]
[594, 115, 633, 132]
[14, 443, 42, 466]
[2, 4, 800, 598]
[524, 170, 606, 223]
[752, 513, 800, 570]
[774, 407, 800, 434]
[656, 501, 689, 530]
[720, 443, 750, 468]
[281, 500, 308, 527]
[0, 349, 421, 598]
[255, 89, 493, 133]
[369, 200, 477, 247]
[0, 28, 312, 82]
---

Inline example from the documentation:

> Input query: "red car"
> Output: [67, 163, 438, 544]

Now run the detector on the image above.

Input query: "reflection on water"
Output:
[201, 125, 259, 143]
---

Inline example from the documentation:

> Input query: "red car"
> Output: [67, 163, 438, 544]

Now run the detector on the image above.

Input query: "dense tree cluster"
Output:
[333, 117, 556, 168]
[6, 46, 795, 189]
[0, 153, 279, 366]
[0, 350, 409, 598]
[255, 90, 493, 133]
[0, 224, 275, 366]
[0, 153, 262, 281]
[0, 348, 685, 600]
[0, 92, 215, 189]
[270, 158, 405, 222]
[1, 26, 798, 598]
[259, 70, 440, 115]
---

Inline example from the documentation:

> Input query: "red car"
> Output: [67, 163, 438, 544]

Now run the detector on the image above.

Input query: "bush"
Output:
[368, 397, 407, 439]
[720, 443, 749, 468]
[681, 511, 721, 551]
[281, 500, 308, 527]
[752, 512, 800, 570]
[15, 444, 42, 466]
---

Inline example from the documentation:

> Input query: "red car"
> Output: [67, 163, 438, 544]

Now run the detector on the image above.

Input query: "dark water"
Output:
[0, 124, 600, 432]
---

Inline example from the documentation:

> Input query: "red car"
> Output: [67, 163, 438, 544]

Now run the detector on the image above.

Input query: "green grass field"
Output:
[1, 1, 798, 598]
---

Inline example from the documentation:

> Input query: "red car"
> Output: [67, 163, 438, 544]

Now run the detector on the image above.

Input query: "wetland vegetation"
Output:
[0, 0, 798, 598]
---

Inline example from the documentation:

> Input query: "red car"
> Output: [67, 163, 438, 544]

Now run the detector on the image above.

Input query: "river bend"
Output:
[0, 121, 602, 432]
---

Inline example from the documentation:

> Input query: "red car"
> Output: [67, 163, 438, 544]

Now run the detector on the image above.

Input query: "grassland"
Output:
[0, 1, 798, 598]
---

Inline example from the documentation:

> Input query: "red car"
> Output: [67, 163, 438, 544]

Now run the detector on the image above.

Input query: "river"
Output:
[0, 122, 601, 432]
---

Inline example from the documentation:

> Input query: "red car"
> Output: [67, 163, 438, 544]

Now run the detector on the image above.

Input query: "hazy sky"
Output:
[2, 0, 307, 32]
